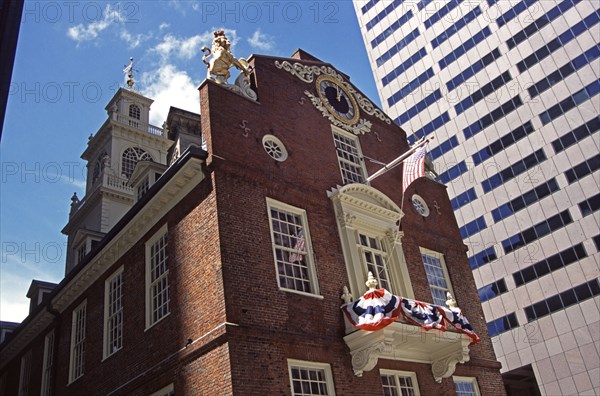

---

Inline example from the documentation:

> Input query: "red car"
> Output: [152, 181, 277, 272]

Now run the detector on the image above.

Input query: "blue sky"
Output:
[0, 0, 382, 322]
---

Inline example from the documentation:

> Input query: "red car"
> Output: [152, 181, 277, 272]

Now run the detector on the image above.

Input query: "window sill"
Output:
[144, 311, 171, 332]
[279, 288, 324, 300]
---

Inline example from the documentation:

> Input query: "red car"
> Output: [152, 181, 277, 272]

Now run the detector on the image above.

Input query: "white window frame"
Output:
[453, 376, 481, 396]
[18, 349, 32, 396]
[419, 248, 454, 307]
[329, 184, 414, 299]
[69, 300, 86, 384]
[149, 383, 174, 396]
[76, 240, 87, 266]
[137, 176, 150, 200]
[145, 224, 170, 329]
[380, 369, 420, 396]
[266, 198, 321, 298]
[332, 127, 368, 185]
[103, 266, 124, 359]
[358, 233, 392, 291]
[40, 330, 55, 396]
[287, 359, 336, 396]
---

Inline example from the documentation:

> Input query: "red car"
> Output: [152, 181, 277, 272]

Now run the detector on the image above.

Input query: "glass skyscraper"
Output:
[355, 0, 599, 394]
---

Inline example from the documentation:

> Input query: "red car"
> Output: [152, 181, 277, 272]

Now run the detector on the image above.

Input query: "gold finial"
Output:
[123, 57, 135, 89]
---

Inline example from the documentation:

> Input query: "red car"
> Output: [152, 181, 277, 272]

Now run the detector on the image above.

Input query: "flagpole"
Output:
[365, 135, 434, 183]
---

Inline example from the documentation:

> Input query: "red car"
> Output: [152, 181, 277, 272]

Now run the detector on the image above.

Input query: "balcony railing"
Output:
[114, 114, 165, 137]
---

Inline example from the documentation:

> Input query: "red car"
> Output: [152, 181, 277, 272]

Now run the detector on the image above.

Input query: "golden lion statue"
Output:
[201, 30, 252, 84]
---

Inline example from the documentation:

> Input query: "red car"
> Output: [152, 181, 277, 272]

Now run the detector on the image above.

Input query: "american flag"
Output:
[402, 145, 428, 193]
[289, 229, 305, 263]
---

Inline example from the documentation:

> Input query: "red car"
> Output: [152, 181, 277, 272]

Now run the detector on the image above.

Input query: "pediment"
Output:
[328, 183, 403, 223]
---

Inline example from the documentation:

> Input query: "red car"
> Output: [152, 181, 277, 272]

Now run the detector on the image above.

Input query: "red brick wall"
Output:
[0, 53, 505, 396]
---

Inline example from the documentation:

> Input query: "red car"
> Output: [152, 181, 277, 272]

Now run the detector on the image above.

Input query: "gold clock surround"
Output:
[316, 75, 360, 126]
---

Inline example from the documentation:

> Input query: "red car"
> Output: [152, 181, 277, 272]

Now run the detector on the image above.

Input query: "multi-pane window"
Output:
[104, 267, 123, 358]
[381, 370, 420, 396]
[438, 27, 492, 70]
[481, 149, 547, 193]
[129, 104, 141, 119]
[502, 210, 572, 254]
[69, 300, 86, 383]
[137, 176, 150, 200]
[77, 242, 87, 265]
[487, 313, 519, 337]
[287, 359, 335, 396]
[564, 154, 600, 184]
[478, 279, 508, 303]
[41, 331, 55, 396]
[420, 249, 452, 306]
[463, 95, 523, 139]
[122, 147, 152, 178]
[332, 129, 366, 184]
[454, 376, 481, 396]
[516, 10, 600, 73]
[358, 234, 390, 290]
[146, 226, 169, 328]
[18, 350, 31, 396]
[513, 243, 587, 287]
[267, 199, 318, 295]
[506, 0, 580, 50]
[468, 246, 497, 270]
[524, 279, 600, 322]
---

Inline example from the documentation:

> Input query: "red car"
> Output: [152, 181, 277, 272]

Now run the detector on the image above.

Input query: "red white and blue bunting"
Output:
[342, 288, 480, 345]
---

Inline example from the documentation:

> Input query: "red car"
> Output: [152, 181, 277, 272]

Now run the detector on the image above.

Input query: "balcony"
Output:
[341, 274, 479, 382]
[114, 114, 165, 138]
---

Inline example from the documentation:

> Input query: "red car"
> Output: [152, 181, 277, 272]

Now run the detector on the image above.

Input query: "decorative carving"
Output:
[374, 131, 382, 142]
[341, 286, 353, 304]
[298, 97, 306, 105]
[350, 341, 392, 377]
[275, 60, 392, 128]
[365, 271, 378, 290]
[239, 120, 251, 137]
[431, 347, 471, 383]
[337, 212, 356, 227]
[433, 200, 442, 215]
[446, 292, 457, 309]
[305, 90, 373, 135]
[385, 228, 400, 243]
[201, 30, 257, 101]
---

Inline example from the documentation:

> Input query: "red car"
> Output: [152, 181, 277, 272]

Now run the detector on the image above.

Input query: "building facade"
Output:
[0, 47, 505, 395]
[354, 0, 600, 394]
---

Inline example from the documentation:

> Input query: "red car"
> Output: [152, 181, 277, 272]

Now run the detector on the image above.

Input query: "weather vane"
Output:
[123, 57, 135, 90]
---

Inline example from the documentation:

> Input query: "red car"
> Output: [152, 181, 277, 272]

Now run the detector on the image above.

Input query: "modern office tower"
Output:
[0, 45, 506, 395]
[354, 1, 600, 394]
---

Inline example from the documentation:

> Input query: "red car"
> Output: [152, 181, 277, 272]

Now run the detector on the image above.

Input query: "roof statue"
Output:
[201, 30, 257, 101]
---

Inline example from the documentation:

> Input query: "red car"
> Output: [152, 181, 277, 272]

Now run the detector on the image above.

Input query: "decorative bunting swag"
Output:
[342, 287, 480, 345]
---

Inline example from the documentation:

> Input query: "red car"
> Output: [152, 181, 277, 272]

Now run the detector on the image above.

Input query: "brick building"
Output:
[0, 46, 506, 395]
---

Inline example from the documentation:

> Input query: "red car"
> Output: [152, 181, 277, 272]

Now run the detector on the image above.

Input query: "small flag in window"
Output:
[402, 145, 428, 193]
[289, 229, 305, 263]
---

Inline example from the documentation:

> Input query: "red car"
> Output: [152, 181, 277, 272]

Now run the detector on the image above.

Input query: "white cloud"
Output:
[140, 64, 200, 125]
[247, 29, 274, 51]
[159, 22, 170, 31]
[153, 33, 211, 61]
[0, 256, 62, 322]
[67, 4, 124, 44]
[119, 30, 153, 49]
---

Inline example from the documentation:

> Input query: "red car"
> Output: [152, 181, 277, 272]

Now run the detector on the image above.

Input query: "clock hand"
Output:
[336, 85, 342, 101]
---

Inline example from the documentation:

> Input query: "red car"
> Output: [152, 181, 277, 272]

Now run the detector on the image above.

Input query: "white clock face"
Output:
[317, 76, 360, 125]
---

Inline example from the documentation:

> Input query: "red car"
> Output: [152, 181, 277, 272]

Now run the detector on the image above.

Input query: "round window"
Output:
[262, 135, 288, 162]
[411, 194, 430, 217]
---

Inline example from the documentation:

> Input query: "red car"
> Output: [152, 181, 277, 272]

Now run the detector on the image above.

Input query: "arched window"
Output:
[92, 152, 107, 184]
[122, 147, 152, 178]
[129, 104, 141, 120]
